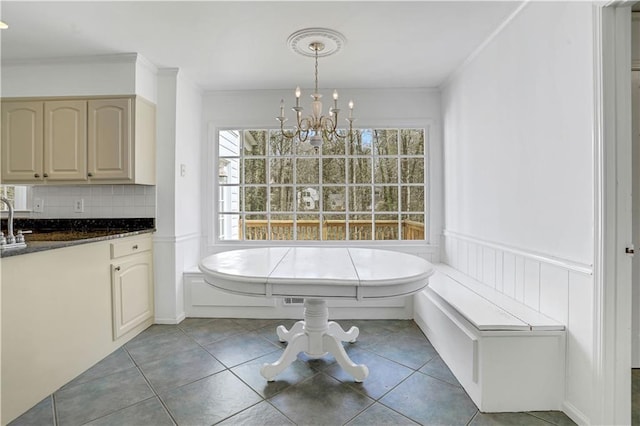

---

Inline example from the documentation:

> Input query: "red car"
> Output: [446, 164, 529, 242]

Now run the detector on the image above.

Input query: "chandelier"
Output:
[277, 28, 354, 153]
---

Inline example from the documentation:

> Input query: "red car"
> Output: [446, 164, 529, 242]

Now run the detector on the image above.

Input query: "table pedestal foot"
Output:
[261, 299, 369, 382]
[277, 321, 304, 343]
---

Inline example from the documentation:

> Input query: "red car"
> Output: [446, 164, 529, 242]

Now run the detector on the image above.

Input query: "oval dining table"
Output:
[199, 247, 434, 382]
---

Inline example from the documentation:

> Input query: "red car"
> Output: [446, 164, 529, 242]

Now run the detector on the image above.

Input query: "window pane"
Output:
[218, 214, 240, 240]
[400, 129, 424, 155]
[349, 214, 372, 240]
[243, 214, 268, 240]
[349, 158, 371, 184]
[374, 158, 398, 184]
[297, 186, 319, 212]
[322, 135, 347, 155]
[243, 159, 266, 184]
[219, 130, 240, 156]
[297, 215, 320, 240]
[323, 186, 346, 212]
[401, 186, 424, 212]
[373, 129, 398, 155]
[402, 214, 425, 240]
[270, 158, 293, 184]
[323, 214, 346, 240]
[296, 158, 319, 184]
[349, 129, 373, 155]
[269, 131, 293, 155]
[271, 214, 294, 240]
[219, 185, 240, 213]
[349, 186, 372, 212]
[374, 186, 398, 211]
[375, 214, 400, 240]
[322, 158, 346, 184]
[244, 130, 266, 156]
[244, 187, 267, 211]
[219, 158, 240, 184]
[270, 187, 294, 212]
[400, 158, 424, 183]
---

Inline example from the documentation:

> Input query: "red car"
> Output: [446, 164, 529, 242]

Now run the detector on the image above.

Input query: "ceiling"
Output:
[1, 1, 522, 91]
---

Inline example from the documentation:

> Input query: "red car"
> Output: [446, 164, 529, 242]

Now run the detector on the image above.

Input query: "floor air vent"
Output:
[283, 297, 305, 305]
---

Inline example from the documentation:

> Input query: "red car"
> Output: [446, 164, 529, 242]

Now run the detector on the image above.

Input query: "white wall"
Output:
[153, 69, 203, 324]
[439, 2, 595, 424]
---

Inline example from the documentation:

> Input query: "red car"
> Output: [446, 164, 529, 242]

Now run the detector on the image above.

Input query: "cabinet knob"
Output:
[88, 172, 93, 177]
[132, 245, 138, 250]
[114, 266, 121, 271]
[34, 173, 39, 178]
[43, 173, 48, 178]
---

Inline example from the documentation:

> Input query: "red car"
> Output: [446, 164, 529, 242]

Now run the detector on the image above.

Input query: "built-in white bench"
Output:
[414, 263, 566, 413]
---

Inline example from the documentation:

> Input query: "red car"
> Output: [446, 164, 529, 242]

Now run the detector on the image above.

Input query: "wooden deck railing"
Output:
[239, 219, 424, 240]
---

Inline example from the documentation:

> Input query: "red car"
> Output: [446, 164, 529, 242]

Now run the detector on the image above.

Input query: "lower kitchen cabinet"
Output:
[1, 234, 155, 425]
[111, 239, 154, 339]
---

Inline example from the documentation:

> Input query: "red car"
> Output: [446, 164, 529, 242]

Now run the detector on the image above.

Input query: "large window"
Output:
[217, 128, 427, 241]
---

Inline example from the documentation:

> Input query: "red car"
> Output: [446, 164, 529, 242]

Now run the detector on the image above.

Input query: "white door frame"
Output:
[594, 4, 633, 425]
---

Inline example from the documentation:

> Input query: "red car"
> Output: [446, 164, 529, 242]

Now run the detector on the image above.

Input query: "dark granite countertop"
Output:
[0, 218, 155, 258]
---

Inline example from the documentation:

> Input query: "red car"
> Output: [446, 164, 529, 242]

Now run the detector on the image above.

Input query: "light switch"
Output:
[180, 164, 186, 177]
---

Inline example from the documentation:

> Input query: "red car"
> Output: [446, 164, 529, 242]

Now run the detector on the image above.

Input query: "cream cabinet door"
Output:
[1, 101, 44, 182]
[88, 98, 132, 181]
[111, 251, 154, 340]
[44, 100, 87, 181]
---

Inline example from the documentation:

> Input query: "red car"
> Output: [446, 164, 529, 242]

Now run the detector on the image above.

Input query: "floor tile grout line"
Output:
[51, 394, 59, 426]
[122, 345, 181, 426]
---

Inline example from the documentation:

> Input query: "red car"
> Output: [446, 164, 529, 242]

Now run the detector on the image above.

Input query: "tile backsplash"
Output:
[25, 185, 156, 219]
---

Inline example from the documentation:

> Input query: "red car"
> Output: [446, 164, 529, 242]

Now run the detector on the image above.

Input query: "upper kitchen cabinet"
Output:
[1, 96, 156, 185]
[1, 101, 44, 182]
[88, 97, 155, 184]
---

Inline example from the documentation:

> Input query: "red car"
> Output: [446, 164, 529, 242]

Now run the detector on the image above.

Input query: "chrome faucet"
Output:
[1, 196, 15, 244]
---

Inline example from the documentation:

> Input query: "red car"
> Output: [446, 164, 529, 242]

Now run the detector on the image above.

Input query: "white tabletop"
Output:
[199, 247, 434, 300]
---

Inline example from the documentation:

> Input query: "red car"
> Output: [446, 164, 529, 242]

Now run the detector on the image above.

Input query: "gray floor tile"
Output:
[63, 347, 135, 389]
[364, 332, 438, 370]
[469, 411, 553, 426]
[125, 328, 200, 365]
[179, 318, 247, 345]
[130, 324, 180, 343]
[204, 331, 281, 368]
[159, 370, 262, 426]
[138, 346, 225, 393]
[55, 367, 154, 426]
[381, 372, 478, 425]
[217, 401, 295, 426]
[84, 397, 174, 426]
[323, 347, 414, 400]
[528, 411, 578, 426]
[8, 395, 54, 426]
[345, 402, 419, 426]
[231, 351, 317, 398]
[231, 318, 284, 331]
[269, 372, 374, 426]
[419, 355, 461, 387]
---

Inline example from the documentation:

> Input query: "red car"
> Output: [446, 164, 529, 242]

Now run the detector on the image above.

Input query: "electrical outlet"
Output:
[74, 198, 84, 213]
[180, 163, 186, 177]
[33, 198, 44, 213]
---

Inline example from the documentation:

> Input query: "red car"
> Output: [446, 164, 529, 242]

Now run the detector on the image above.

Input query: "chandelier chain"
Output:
[314, 46, 319, 94]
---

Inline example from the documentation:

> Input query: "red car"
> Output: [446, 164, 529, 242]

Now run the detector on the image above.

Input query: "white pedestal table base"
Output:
[260, 299, 370, 382]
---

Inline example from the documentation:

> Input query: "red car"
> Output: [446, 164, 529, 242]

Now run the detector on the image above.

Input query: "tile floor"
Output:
[11, 319, 577, 426]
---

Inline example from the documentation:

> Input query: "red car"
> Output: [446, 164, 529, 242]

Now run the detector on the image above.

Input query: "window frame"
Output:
[207, 122, 434, 248]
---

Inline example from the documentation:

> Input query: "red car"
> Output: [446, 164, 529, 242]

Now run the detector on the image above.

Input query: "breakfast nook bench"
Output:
[414, 263, 566, 412]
